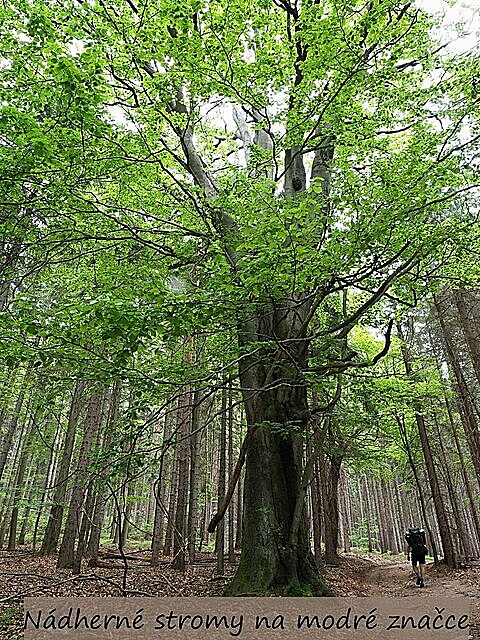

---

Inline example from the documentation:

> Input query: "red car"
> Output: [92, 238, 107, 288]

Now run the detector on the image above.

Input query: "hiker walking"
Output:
[405, 526, 428, 587]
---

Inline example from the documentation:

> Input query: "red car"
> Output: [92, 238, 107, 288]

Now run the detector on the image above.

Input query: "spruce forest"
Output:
[1, 0, 480, 633]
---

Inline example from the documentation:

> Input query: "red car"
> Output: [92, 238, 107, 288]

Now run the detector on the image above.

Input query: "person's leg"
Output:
[412, 556, 420, 583]
[418, 555, 426, 586]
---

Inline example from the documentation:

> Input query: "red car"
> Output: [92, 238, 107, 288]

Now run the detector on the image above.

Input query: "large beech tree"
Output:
[1, 0, 480, 594]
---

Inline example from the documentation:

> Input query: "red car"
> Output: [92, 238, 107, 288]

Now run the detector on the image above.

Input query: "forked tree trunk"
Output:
[226, 305, 329, 596]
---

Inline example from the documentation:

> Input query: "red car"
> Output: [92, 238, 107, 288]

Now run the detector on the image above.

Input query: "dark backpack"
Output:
[406, 528, 425, 553]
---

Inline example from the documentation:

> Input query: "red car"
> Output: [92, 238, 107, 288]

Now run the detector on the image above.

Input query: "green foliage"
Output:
[0, 0, 479, 563]
[350, 519, 379, 552]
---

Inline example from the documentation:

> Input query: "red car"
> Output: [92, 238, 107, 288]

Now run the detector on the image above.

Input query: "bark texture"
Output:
[226, 302, 329, 596]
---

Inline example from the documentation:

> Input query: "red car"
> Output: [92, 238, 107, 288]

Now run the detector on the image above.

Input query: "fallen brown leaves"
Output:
[1, 549, 479, 640]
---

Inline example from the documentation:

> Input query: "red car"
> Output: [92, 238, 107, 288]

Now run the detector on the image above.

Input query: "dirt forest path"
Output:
[360, 559, 479, 598]
[326, 554, 480, 606]
[339, 558, 480, 638]
[0, 551, 479, 638]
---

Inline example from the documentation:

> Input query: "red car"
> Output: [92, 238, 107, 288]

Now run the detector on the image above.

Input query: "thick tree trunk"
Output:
[226, 424, 326, 595]
[226, 305, 329, 595]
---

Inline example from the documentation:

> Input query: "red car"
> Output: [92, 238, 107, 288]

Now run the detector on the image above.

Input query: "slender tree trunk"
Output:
[396, 413, 439, 564]
[234, 469, 243, 551]
[432, 412, 470, 558]
[163, 444, 179, 557]
[86, 495, 106, 561]
[320, 451, 342, 564]
[0, 368, 31, 483]
[86, 381, 122, 561]
[7, 435, 32, 550]
[172, 389, 191, 570]
[340, 471, 351, 553]
[444, 395, 480, 552]
[72, 484, 95, 574]
[360, 476, 373, 553]
[453, 290, 480, 385]
[398, 323, 456, 568]
[215, 389, 227, 574]
[57, 389, 103, 569]
[187, 390, 204, 563]
[120, 481, 134, 549]
[227, 383, 235, 563]
[32, 421, 60, 552]
[151, 408, 175, 565]
[381, 481, 398, 554]
[371, 478, 388, 553]
[18, 464, 39, 545]
[434, 296, 480, 489]
[310, 457, 322, 565]
[41, 380, 85, 555]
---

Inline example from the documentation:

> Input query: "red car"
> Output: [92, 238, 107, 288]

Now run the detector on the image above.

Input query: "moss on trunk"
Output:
[225, 419, 330, 596]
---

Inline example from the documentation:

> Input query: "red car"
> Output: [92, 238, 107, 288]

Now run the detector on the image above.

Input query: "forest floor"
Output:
[0, 548, 479, 639]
